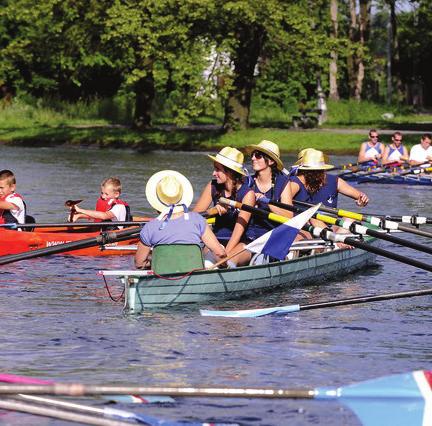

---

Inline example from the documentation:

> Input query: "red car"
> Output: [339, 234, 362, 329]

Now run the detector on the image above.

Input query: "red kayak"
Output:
[0, 226, 139, 256]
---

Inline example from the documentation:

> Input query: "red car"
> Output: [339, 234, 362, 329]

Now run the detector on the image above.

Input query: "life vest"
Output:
[0, 193, 27, 226]
[94, 197, 132, 223]
[211, 180, 254, 241]
[291, 174, 339, 208]
[248, 172, 289, 239]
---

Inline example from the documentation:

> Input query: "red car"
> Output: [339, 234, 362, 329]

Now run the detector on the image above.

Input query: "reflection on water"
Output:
[0, 146, 431, 425]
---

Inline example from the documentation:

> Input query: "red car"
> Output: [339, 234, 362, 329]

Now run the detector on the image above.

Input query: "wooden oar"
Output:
[200, 287, 432, 317]
[222, 199, 432, 273]
[268, 200, 432, 256]
[292, 199, 432, 239]
[334, 159, 378, 171]
[0, 228, 141, 266]
[0, 371, 430, 426]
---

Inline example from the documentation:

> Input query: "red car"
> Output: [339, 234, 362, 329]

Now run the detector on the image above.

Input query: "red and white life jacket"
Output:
[94, 197, 132, 222]
[0, 193, 26, 225]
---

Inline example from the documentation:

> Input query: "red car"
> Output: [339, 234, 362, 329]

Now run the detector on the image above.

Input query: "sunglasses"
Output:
[370, 135, 379, 139]
[393, 138, 402, 142]
[251, 150, 265, 159]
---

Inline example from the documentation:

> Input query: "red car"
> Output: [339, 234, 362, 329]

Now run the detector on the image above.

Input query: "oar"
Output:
[221, 199, 432, 273]
[292, 199, 432, 239]
[0, 373, 174, 405]
[0, 228, 141, 266]
[0, 220, 150, 230]
[16, 395, 235, 426]
[334, 159, 378, 171]
[268, 200, 432, 256]
[0, 371, 430, 426]
[200, 287, 432, 317]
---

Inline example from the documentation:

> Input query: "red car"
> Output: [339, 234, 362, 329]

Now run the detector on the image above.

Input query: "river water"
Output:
[0, 145, 431, 425]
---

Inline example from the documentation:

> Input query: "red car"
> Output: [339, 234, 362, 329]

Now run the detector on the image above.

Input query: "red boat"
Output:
[0, 226, 139, 256]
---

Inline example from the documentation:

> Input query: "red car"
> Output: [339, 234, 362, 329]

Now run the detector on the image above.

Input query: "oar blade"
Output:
[200, 304, 300, 318]
[316, 371, 432, 426]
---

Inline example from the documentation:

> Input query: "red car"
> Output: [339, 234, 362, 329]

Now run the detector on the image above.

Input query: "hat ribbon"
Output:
[215, 153, 243, 171]
[158, 203, 189, 230]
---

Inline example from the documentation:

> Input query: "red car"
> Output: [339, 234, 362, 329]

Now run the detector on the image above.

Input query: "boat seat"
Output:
[151, 244, 204, 275]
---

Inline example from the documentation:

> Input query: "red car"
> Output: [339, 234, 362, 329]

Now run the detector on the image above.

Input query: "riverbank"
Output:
[0, 124, 427, 154]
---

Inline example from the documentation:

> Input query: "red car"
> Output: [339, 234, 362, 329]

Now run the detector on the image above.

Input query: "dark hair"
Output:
[369, 129, 378, 137]
[298, 170, 326, 194]
[393, 131, 402, 138]
[214, 165, 243, 201]
[422, 133, 431, 141]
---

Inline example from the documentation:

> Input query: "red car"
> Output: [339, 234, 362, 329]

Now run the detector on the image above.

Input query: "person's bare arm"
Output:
[134, 242, 152, 269]
[192, 182, 213, 213]
[268, 181, 294, 219]
[201, 224, 226, 260]
[337, 178, 369, 207]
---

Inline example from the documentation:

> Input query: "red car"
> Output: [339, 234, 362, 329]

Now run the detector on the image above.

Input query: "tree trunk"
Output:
[347, 0, 357, 98]
[353, 0, 370, 100]
[223, 25, 265, 132]
[329, 0, 339, 101]
[133, 59, 155, 129]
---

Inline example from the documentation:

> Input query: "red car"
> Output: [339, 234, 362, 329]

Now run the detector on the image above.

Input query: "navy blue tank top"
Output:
[211, 180, 253, 241]
[291, 174, 339, 208]
[248, 172, 289, 239]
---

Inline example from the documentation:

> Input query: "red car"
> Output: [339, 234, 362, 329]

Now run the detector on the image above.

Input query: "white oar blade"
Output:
[200, 304, 300, 318]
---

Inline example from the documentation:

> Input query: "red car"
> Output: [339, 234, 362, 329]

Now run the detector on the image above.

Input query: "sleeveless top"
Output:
[248, 172, 289, 239]
[211, 180, 253, 241]
[291, 174, 339, 208]
[387, 144, 404, 162]
[364, 142, 382, 166]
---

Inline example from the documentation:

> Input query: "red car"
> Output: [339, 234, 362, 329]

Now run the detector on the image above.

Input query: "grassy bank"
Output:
[0, 96, 430, 154]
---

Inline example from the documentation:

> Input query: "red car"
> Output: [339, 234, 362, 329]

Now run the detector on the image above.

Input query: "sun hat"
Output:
[145, 170, 194, 214]
[295, 148, 334, 170]
[245, 140, 284, 171]
[207, 147, 246, 176]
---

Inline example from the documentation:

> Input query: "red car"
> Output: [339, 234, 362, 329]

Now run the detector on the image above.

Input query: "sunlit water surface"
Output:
[0, 146, 431, 425]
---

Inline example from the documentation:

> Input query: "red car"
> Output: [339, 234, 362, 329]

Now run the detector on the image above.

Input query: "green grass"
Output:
[0, 95, 430, 154]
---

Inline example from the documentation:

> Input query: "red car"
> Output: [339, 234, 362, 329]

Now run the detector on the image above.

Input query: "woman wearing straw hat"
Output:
[290, 148, 369, 209]
[245, 140, 293, 238]
[193, 147, 255, 267]
[135, 170, 226, 269]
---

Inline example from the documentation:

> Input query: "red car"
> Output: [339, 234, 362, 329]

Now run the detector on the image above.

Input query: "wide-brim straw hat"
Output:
[295, 148, 334, 170]
[208, 147, 246, 176]
[245, 140, 284, 171]
[146, 170, 194, 214]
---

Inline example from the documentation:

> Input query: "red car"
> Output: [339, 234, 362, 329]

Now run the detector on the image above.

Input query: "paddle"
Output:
[221, 199, 432, 273]
[0, 227, 141, 266]
[200, 287, 432, 317]
[334, 159, 378, 171]
[0, 371, 430, 426]
[291, 199, 432, 239]
[268, 200, 432, 256]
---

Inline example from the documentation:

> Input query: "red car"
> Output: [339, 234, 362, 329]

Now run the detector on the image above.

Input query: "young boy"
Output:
[71, 177, 132, 224]
[0, 169, 26, 227]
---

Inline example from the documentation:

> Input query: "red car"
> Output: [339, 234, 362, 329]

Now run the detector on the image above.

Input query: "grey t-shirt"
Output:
[139, 212, 206, 247]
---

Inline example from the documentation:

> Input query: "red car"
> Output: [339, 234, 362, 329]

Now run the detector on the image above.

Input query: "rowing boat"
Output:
[101, 237, 377, 313]
[339, 172, 432, 185]
[0, 226, 139, 256]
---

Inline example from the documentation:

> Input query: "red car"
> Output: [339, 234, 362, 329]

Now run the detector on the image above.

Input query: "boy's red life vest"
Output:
[95, 197, 132, 222]
[0, 193, 26, 225]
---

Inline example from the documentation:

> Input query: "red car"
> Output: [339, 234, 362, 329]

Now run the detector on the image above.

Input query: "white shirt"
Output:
[409, 144, 432, 163]
[110, 204, 126, 222]
[4, 193, 25, 224]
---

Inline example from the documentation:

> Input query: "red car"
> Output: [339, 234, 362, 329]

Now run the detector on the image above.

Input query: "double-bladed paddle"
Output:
[0, 371, 430, 426]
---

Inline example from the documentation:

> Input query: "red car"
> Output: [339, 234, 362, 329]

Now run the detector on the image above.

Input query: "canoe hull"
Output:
[0, 228, 138, 256]
[118, 241, 377, 312]
[341, 173, 432, 185]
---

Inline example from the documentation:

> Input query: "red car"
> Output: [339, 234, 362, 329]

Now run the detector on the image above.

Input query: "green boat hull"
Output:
[119, 238, 377, 313]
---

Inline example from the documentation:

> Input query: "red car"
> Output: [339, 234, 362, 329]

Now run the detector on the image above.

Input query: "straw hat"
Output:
[245, 140, 284, 171]
[295, 148, 334, 170]
[207, 147, 246, 176]
[145, 170, 194, 213]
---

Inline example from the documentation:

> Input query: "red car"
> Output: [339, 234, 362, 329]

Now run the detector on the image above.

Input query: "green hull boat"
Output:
[101, 237, 377, 314]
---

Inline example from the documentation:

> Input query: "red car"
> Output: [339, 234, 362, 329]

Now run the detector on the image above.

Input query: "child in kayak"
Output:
[0, 169, 28, 229]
